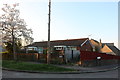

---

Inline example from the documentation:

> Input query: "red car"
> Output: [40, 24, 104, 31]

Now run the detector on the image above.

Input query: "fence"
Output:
[2, 53, 64, 64]
[80, 51, 120, 67]
[2, 53, 38, 61]
[2, 53, 14, 60]
[80, 51, 120, 60]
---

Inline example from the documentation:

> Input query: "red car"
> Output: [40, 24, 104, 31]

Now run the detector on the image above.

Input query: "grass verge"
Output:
[2, 60, 75, 72]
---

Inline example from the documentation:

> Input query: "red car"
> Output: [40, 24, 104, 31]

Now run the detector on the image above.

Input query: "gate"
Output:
[64, 50, 80, 63]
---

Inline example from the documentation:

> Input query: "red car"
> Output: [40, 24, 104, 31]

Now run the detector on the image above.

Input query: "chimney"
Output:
[99, 39, 102, 52]
[100, 39, 102, 45]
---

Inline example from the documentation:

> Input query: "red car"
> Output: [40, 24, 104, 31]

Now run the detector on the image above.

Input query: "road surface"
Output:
[2, 69, 119, 78]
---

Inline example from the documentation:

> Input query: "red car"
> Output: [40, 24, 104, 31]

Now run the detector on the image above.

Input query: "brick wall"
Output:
[80, 43, 93, 51]
[80, 51, 120, 67]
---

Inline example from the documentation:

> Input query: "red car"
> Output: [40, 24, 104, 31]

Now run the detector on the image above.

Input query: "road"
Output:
[2, 69, 119, 78]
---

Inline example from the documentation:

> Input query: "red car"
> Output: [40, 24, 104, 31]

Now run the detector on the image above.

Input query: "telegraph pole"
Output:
[47, 0, 51, 64]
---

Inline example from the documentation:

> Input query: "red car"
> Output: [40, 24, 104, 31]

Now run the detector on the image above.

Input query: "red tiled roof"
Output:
[28, 38, 89, 47]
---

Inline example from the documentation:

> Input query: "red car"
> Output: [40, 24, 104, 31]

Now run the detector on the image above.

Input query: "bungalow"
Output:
[27, 38, 120, 55]
[27, 38, 95, 53]
[26, 38, 120, 65]
[27, 38, 96, 63]
[101, 44, 120, 55]
[90, 39, 120, 55]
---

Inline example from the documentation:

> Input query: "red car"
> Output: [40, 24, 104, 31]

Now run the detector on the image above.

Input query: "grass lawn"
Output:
[2, 60, 76, 72]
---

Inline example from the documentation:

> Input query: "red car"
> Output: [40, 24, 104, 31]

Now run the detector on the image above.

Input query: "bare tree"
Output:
[0, 3, 33, 60]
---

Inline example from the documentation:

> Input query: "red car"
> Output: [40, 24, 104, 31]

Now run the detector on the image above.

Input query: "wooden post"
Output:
[47, 0, 51, 64]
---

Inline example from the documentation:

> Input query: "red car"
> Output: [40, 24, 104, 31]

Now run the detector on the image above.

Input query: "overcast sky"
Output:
[0, 0, 119, 48]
